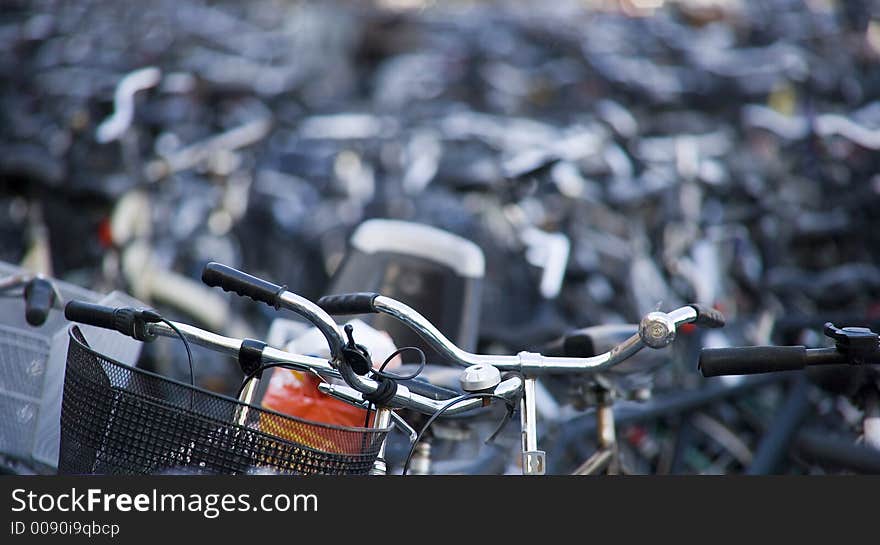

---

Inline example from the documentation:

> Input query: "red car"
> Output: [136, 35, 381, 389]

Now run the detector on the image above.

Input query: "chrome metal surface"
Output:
[597, 404, 616, 449]
[234, 377, 260, 426]
[639, 311, 677, 349]
[571, 448, 614, 476]
[520, 377, 545, 475]
[388, 411, 418, 444]
[460, 364, 502, 392]
[145, 321, 242, 356]
[317, 376, 523, 416]
[277, 291, 347, 363]
[152, 316, 524, 416]
[373, 295, 518, 368]
[409, 441, 432, 475]
[373, 296, 699, 375]
[145, 320, 449, 411]
[370, 408, 392, 475]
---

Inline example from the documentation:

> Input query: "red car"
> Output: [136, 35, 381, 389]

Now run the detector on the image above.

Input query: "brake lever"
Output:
[823, 322, 880, 365]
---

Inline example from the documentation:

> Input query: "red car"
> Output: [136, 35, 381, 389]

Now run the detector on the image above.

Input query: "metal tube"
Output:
[148, 318, 512, 416]
[145, 321, 242, 356]
[317, 375, 523, 416]
[597, 402, 616, 450]
[275, 290, 378, 397]
[375, 296, 623, 372]
[370, 409, 392, 475]
[261, 347, 337, 375]
[234, 377, 260, 426]
[521, 378, 538, 452]
[147, 322, 343, 378]
[520, 377, 545, 475]
[146, 321, 405, 406]
[373, 296, 698, 374]
[278, 291, 346, 363]
[373, 295, 518, 368]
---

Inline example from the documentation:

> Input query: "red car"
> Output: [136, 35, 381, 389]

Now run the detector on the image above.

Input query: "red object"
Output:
[625, 426, 647, 447]
[262, 369, 369, 429]
[97, 218, 114, 248]
[679, 323, 696, 335]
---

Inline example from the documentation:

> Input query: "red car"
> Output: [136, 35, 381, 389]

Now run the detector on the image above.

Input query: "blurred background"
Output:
[2, 0, 880, 474]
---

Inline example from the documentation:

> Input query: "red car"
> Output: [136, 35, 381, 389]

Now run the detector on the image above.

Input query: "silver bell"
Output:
[459, 364, 502, 392]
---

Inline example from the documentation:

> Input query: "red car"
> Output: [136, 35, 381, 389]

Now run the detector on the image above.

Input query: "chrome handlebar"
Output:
[200, 262, 717, 383]
[159, 271, 711, 413]
[276, 290, 347, 364]
[317, 376, 523, 416]
[140, 320, 521, 415]
[192, 263, 725, 475]
[69, 265, 721, 476]
[372, 295, 700, 374]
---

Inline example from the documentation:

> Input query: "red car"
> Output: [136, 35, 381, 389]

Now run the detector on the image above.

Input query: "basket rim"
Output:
[67, 326, 392, 435]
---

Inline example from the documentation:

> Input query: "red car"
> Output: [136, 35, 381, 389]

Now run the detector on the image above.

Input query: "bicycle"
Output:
[60, 297, 519, 475]
[200, 261, 725, 474]
[698, 322, 880, 473]
[57, 260, 723, 475]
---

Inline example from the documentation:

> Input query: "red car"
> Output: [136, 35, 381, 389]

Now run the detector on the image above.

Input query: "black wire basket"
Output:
[59, 327, 390, 475]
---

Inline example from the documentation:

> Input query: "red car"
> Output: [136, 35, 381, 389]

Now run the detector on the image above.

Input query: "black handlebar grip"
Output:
[64, 301, 120, 331]
[316, 293, 379, 315]
[689, 304, 726, 328]
[24, 278, 55, 326]
[201, 262, 284, 309]
[698, 346, 807, 377]
[65, 301, 152, 340]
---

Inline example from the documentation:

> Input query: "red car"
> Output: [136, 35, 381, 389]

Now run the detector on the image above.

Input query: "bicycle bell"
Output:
[460, 364, 502, 392]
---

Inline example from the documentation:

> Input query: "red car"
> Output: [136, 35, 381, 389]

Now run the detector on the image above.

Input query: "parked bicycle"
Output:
[699, 322, 880, 473]
[56, 261, 723, 475]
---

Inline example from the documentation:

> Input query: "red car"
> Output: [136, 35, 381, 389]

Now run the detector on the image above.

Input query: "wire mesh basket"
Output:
[59, 327, 390, 475]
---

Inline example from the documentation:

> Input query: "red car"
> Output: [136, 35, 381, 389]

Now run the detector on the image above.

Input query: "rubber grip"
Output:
[64, 301, 119, 331]
[699, 345, 807, 377]
[201, 262, 283, 309]
[24, 278, 55, 326]
[689, 304, 726, 328]
[316, 293, 379, 315]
